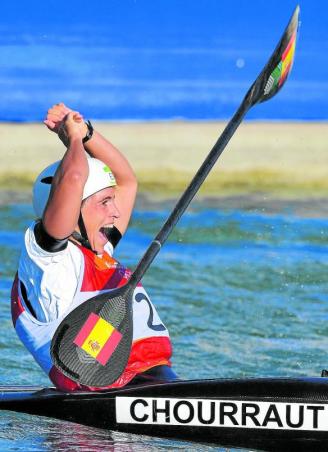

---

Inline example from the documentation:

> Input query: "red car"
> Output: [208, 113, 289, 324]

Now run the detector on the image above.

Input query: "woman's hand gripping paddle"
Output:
[51, 6, 300, 387]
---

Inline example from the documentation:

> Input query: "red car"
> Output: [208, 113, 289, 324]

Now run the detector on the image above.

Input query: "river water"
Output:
[0, 200, 327, 451]
[1, 0, 327, 122]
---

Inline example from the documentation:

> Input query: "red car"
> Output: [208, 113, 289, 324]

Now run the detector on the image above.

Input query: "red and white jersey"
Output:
[12, 224, 172, 391]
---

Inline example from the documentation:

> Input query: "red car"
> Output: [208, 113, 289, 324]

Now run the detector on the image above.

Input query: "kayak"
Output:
[1, 376, 328, 450]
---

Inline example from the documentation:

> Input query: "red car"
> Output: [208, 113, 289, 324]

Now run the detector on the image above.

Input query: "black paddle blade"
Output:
[50, 285, 134, 386]
[245, 5, 299, 107]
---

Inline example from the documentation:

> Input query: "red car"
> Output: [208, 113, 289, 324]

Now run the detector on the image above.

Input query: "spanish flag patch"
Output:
[73, 312, 122, 365]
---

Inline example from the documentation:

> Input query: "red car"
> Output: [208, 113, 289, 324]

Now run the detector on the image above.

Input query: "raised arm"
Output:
[42, 111, 89, 240]
[83, 131, 137, 236]
[44, 103, 137, 236]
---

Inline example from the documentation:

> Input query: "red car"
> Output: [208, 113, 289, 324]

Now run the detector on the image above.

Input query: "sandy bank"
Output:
[1, 121, 327, 199]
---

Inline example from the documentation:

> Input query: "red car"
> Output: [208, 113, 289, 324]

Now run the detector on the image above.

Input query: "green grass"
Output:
[136, 168, 328, 198]
[0, 172, 36, 190]
[0, 168, 327, 199]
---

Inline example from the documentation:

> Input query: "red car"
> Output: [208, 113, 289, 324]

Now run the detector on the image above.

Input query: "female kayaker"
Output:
[11, 103, 177, 391]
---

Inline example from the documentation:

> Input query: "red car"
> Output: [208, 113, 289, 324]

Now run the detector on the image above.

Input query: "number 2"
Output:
[135, 292, 166, 331]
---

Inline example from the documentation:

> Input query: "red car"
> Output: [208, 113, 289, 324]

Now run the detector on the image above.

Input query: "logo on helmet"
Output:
[103, 165, 116, 185]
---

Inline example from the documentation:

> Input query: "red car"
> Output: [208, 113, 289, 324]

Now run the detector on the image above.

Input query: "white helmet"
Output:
[32, 156, 117, 218]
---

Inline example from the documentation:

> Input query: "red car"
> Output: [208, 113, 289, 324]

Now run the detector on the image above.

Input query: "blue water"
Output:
[0, 0, 327, 121]
[0, 201, 327, 450]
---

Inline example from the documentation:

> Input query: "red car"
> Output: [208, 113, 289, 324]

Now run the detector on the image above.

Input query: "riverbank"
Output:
[1, 121, 327, 207]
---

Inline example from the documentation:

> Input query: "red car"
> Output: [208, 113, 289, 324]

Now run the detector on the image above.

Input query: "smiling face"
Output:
[80, 187, 120, 254]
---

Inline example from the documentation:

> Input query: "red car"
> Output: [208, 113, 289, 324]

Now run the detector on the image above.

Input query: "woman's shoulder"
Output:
[22, 221, 83, 265]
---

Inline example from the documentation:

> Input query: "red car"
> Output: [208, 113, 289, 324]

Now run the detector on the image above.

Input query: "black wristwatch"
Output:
[82, 120, 94, 143]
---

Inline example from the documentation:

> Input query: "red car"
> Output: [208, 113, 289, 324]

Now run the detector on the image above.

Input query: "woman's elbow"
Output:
[58, 169, 87, 191]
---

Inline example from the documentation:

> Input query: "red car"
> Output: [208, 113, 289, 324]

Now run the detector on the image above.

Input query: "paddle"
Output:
[51, 5, 300, 386]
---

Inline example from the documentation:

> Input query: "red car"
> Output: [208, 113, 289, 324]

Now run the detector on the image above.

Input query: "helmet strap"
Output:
[71, 212, 96, 253]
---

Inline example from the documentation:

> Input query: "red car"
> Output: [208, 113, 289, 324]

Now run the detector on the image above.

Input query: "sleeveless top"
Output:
[11, 243, 172, 391]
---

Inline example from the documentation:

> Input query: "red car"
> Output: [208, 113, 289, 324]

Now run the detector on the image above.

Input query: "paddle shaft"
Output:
[129, 5, 300, 287]
[129, 97, 250, 286]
